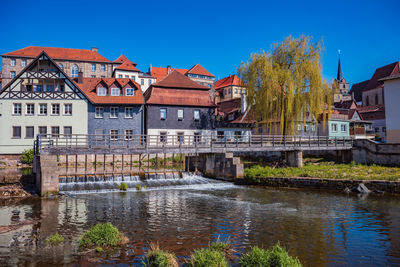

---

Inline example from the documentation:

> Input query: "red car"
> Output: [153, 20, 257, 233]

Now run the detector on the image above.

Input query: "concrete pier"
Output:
[34, 155, 59, 196]
[285, 150, 303, 168]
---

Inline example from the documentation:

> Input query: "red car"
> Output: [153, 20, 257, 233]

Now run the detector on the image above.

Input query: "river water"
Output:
[0, 176, 400, 266]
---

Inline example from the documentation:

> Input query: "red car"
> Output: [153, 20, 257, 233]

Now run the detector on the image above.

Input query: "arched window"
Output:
[58, 63, 64, 70]
[71, 64, 79, 78]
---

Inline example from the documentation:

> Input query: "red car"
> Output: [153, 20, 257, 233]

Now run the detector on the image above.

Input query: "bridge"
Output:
[33, 134, 353, 196]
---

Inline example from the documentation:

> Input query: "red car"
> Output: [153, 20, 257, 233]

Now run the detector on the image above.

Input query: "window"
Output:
[64, 126, 72, 137]
[95, 107, 103, 118]
[26, 104, 34, 115]
[304, 124, 309, 131]
[10, 71, 16, 78]
[177, 132, 184, 143]
[12, 126, 21, 139]
[160, 132, 167, 143]
[39, 104, 47, 115]
[34, 84, 43, 92]
[91, 75, 96, 78]
[97, 87, 107, 96]
[297, 124, 302, 131]
[383, 127, 386, 133]
[51, 126, 60, 138]
[234, 131, 242, 140]
[39, 126, 47, 136]
[141, 79, 144, 85]
[71, 64, 79, 78]
[13, 103, 22, 115]
[177, 109, 184, 120]
[341, 124, 347, 132]
[64, 104, 72, 115]
[110, 129, 118, 141]
[148, 79, 152, 86]
[21, 59, 27, 67]
[217, 131, 224, 139]
[375, 94, 379, 105]
[91, 64, 96, 71]
[58, 63, 64, 70]
[160, 108, 167, 120]
[131, 76, 136, 81]
[95, 129, 104, 136]
[101, 64, 106, 72]
[125, 107, 133, 118]
[110, 107, 118, 118]
[194, 132, 201, 143]
[111, 88, 120, 96]
[194, 110, 200, 121]
[126, 88, 135, 96]
[331, 123, 338, 132]
[375, 127, 380, 133]
[10, 58, 16, 66]
[234, 88, 238, 94]
[125, 75, 129, 78]
[51, 104, 60, 115]
[25, 126, 34, 139]
[125, 129, 133, 140]
[45, 85, 54, 92]
[118, 74, 122, 78]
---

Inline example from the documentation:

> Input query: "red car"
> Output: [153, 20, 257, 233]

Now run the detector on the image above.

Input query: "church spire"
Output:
[337, 49, 343, 81]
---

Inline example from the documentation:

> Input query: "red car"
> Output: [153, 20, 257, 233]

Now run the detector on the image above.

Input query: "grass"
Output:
[239, 244, 302, 267]
[144, 242, 178, 267]
[79, 222, 125, 249]
[118, 182, 128, 191]
[187, 247, 229, 267]
[245, 160, 400, 182]
[45, 233, 64, 245]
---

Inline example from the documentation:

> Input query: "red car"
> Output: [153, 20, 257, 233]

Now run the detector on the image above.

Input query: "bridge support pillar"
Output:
[34, 155, 59, 196]
[286, 150, 303, 168]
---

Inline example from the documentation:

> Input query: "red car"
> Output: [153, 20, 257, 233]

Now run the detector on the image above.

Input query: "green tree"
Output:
[239, 35, 332, 135]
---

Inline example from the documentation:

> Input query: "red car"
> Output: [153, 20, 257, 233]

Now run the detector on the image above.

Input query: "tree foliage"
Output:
[239, 35, 332, 135]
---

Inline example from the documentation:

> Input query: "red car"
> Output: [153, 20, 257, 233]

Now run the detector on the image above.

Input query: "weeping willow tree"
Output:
[239, 35, 332, 135]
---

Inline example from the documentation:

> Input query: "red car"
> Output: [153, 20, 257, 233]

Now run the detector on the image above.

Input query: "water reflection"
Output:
[0, 182, 400, 266]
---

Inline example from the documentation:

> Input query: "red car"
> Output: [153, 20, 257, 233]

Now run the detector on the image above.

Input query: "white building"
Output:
[381, 73, 400, 143]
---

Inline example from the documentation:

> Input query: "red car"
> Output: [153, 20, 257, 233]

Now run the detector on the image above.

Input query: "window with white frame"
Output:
[95, 107, 103, 118]
[111, 88, 120, 96]
[125, 75, 129, 78]
[177, 132, 184, 144]
[101, 64, 106, 72]
[45, 85, 54, 92]
[194, 132, 201, 143]
[194, 110, 200, 121]
[39, 126, 47, 136]
[341, 124, 347, 132]
[58, 63, 64, 70]
[91, 64, 96, 71]
[148, 79, 152, 86]
[10, 59, 16, 66]
[177, 109, 183, 120]
[51, 104, 60, 115]
[21, 59, 27, 67]
[39, 104, 47, 115]
[160, 108, 167, 120]
[71, 64, 79, 78]
[110, 107, 118, 118]
[297, 124, 302, 131]
[64, 126, 72, 137]
[51, 126, 60, 138]
[25, 126, 34, 139]
[118, 74, 122, 78]
[26, 104, 34, 115]
[126, 88, 134, 96]
[12, 126, 21, 138]
[97, 87, 107, 96]
[141, 79, 144, 85]
[160, 132, 167, 143]
[110, 129, 118, 141]
[64, 104, 72, 115]
[331, 123, 338, 132]
[125, 129, 133, 140]
[131, 76, 135, 81]
[13, 103, 22, 115]
[10, 71, 16, 78]
[125, 107, 133, 118]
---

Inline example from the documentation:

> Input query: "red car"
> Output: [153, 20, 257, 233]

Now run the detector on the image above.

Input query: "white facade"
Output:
[113, 69, 140, 82]
[383, 77, 400, 143]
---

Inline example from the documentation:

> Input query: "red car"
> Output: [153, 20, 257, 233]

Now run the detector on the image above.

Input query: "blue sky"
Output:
[1, 0, 399, 85]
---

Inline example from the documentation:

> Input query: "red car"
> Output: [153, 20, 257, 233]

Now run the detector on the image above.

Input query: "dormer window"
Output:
[126, 88, 135, 96]
[111, 88, 120, 96]
[97, 87, 106, 96]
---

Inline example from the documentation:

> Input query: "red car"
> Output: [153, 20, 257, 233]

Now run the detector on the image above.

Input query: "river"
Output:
[0, 175, 399, 266]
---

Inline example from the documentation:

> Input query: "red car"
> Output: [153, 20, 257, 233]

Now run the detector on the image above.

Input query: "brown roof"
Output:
[2, 46, 110, 63]
[350, 80, 369, 102]
[144, 71, 214, 107]
[114, 60, 140, 72]
[150, 67, 188, 81]
[357, 104, 385, 120]
[217, 98, 241, 117]
[186, 64, 214, 77]
[364, 62, 400, 91]
[215, 75, 244, 89]
[77, 78, 144, 105]
[380, 73, 400, 82]
[334, 100, 358, 110]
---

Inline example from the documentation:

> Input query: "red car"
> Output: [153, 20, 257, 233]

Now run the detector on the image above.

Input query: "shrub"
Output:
[118, 182, 128, 191]
[95, 247, 103, 253]
[21, 148, 34, 164]
[45, 233, 64, 245]
[144, 242, 178, 267]
[209, 242, 235, 261]
[136, 184, 142, 191]
[79, 222, 122, 248]
[239, 244, 302, 267]
[187, 248, 229, 267]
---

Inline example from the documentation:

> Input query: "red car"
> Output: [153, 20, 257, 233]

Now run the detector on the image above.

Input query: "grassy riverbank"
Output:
[244, 159, 400, 182]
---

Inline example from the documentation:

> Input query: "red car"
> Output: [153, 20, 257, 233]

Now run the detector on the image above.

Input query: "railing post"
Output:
[309, 136, 311, 147]
[335, 137, 337, 147]
[272, 135, 275, 147]
[261, 135, 263, 147]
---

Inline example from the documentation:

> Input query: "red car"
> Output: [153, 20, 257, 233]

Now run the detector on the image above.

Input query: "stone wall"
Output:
[352, 139, 400, 166]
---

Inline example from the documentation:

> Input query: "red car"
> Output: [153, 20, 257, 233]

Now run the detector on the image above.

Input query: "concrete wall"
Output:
[362, 87, 384, 106]
[384, 79, 400, 143]
[352, 139, 400, 166]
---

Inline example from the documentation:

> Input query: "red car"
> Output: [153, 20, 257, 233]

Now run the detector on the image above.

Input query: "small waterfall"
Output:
[59, 172, 228, 193]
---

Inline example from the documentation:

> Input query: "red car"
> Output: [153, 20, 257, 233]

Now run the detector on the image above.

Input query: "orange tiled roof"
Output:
[2, 46, 110, 63]
[215, 74, 244, 90]
[113, 54, 137, 65]
[150, 66, 188, 81]
[154, 70, 209, 89]
[186, 64, 214, 77]
[357, 104, 385, 120]
[114, 60, 140, 72]
[77, 78, 144, 105]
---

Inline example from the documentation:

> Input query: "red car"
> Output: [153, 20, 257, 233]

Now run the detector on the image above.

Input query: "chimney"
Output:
[149, 64, 152, 73]
[167, 65, 172, 74]
[91, 47, 99, 53]
[77, 71, 83, 84]
[241, 92, 247, 113]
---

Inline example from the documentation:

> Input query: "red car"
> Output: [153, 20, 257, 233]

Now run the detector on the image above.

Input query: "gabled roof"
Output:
[150, 66, 188, 81]
[77, 78, 144, 105]
[2, 46, 110, 63]
[144, 71, 214, 107]
[114, 60, 140, 72]
[215, 75, 244, 90]
[334, 100, 357, 110]
[365, 62, 400, 91]
[350, 80, 369, 102]
[357, 104, 385, 120]
[217, 98, 241, 117]
[186, 64, 214, 77]
[113, 54, 137, 65]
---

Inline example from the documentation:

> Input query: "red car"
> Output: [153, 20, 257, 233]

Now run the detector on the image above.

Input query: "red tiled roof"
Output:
[144, 71, 214, 107]
[113, 54, 137, 65]
[334, 100, 358, 110]
[217, 98, 241, 116]
[2, 46, 110, 63]
[77, 78, 144, 104]
[114, 60, 140, 72]
[150, 67, 188, 81]
[215, 75, 244, 90]
[186, 64, 214, 77]
[357, 104, 385, 120]
[365, 62, 400, 91]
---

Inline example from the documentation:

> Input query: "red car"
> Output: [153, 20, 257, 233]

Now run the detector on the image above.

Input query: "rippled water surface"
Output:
[1, 177, 400, 266]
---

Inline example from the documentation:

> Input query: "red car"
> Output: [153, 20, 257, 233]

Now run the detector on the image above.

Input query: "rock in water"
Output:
[352, 183, 370, 194]
[343, 187, 351, 194]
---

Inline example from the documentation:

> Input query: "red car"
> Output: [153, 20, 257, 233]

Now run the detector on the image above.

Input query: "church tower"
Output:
[334, 50, 351, 102]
